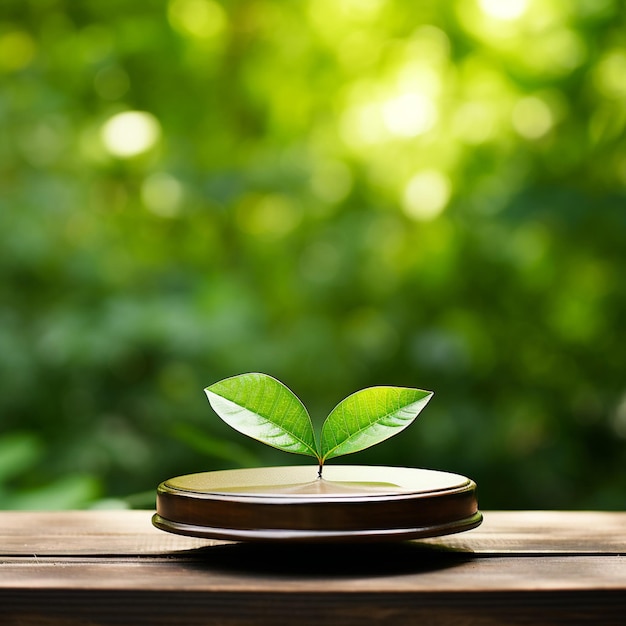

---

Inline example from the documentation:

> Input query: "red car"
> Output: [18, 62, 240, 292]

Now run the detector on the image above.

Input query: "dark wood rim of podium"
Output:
[153, 465, 482, 543]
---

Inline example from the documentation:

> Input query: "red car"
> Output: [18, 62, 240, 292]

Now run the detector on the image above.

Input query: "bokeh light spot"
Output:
[101, 111, 161, 158]
[17, 119, 68, 167]
[452, 101, 497, 144]
[382, 92, 438, 138]
[408, 26, 451, 65]
[519, 29, 586, 78]
[236, 194, 302, 238]
[338, 0, 385, 21]
[403, 170, 451, 221]
[141, 173, 184, 218]
[168, 0, 227, 40]
[341, 100, 387, 147]
[512, 96, 553, 139]
[594, 49, 626, 100]
[479, 0, 529, 21]
[0, 31, 36, 71]
[310, 161, 353, 204]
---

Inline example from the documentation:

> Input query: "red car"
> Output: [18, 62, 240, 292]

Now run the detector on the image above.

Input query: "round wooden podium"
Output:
[153, 465, 482, 542]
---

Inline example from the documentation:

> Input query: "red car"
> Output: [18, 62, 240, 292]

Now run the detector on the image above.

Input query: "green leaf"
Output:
[204, 373, 319, 460]
[320, 386, 433, 463]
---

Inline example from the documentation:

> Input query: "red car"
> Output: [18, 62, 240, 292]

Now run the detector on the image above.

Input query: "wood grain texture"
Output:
[1, 510, 624, 555]
[0, 511, 625, 625]
[2, 589, 625, 626]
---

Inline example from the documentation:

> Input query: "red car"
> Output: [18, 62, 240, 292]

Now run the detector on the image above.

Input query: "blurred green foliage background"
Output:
[1, 0, 625, 511]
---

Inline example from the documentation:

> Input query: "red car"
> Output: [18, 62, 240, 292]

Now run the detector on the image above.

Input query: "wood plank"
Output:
[1, 554, 626, 592]
[0, 510, 216, 555]
[424, 510, 626, 555]
[1, 510, 624, 556]
[0, 511, 625, 625]
[1, 588, 625, 626]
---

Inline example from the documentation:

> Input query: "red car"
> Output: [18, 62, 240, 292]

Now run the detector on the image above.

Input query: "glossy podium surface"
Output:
[153, 465, 482, 542]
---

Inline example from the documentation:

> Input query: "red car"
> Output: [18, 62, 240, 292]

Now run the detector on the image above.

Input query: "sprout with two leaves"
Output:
[205, 373, 433, 478]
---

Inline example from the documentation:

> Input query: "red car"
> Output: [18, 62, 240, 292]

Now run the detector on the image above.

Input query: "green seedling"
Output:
[205, 373, 433, 478]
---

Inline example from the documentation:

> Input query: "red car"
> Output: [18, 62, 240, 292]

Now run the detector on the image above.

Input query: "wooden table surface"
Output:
[1, 510, 624, 625]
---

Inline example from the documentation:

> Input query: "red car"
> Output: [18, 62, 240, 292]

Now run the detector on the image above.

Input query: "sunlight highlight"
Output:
[478, 0, 529, 21]
[101, 111, 161, 158]
[382, 92, 438, 138]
